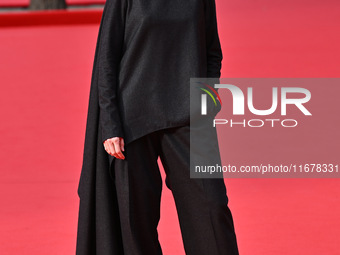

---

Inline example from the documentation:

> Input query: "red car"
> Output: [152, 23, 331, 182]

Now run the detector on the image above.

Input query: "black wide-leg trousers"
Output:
[112, 124, 239, 255]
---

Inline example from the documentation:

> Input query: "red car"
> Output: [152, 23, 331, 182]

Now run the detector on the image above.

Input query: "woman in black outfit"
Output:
[76, 0, 239, 254]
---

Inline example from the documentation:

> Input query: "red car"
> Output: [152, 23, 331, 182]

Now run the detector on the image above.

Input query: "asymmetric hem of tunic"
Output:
[76, 0, 223, 254]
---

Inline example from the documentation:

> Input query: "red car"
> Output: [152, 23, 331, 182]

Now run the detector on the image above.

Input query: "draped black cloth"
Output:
[75, 8, 124, 253]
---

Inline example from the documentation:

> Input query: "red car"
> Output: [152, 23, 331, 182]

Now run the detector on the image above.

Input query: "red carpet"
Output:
[0, 1, 339, 254]
[0, 0, 105, 7]
[66, 0, 105, 5]
[0, 0, 28, 7]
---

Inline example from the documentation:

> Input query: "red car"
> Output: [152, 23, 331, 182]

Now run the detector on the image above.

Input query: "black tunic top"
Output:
[97, 0, 223, 145]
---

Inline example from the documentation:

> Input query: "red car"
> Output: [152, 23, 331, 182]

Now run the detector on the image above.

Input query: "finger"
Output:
[103, 142, 109, 154]
[115, 139, 125, 159]
[113, 139, 125, 159]
[108, 140, 116, 156]
[121, 138, 125, 152]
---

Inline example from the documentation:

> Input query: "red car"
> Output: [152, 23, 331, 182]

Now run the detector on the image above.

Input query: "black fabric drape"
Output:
[75, 4, 124, 253]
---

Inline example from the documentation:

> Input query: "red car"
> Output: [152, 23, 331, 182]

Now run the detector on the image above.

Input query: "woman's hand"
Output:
[103, 137, 125, 160]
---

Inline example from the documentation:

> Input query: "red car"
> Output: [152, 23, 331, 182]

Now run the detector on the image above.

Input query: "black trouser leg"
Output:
[158, 125, 239, 255]
[114, 124, 239, 255]
[114, 131, 163, 255]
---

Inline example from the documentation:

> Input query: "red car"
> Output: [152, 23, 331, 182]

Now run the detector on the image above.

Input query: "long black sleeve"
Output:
[97, 0, 126, 143]
[204, 0, 223, 79]
[204, 0, 223, 116]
